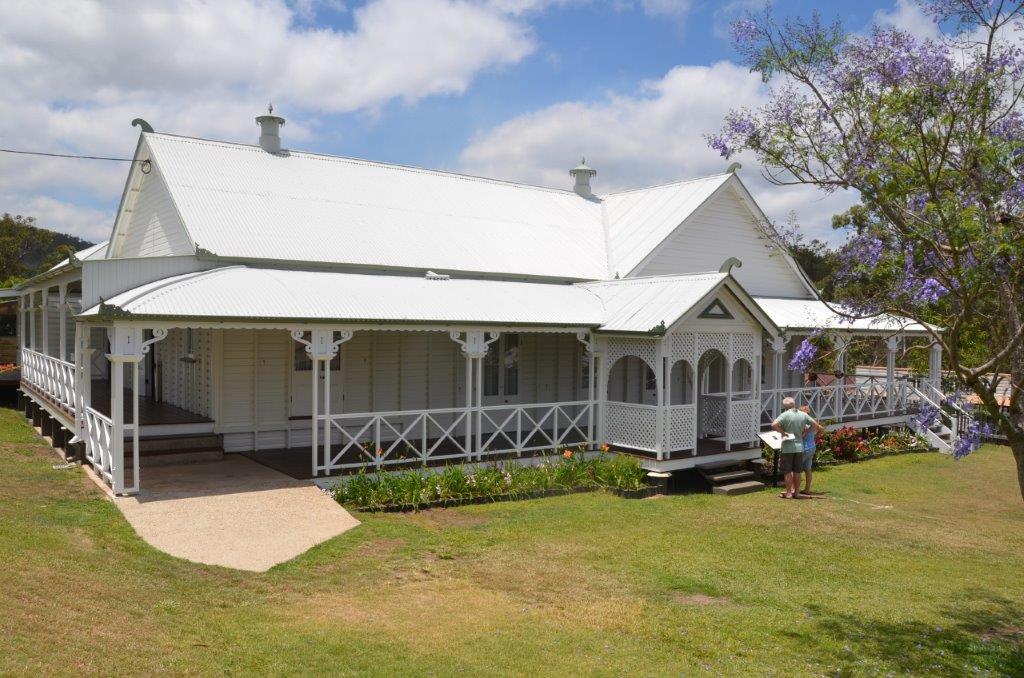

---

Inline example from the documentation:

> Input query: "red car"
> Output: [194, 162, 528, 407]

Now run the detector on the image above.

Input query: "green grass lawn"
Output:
[1, 406, 1022, 676]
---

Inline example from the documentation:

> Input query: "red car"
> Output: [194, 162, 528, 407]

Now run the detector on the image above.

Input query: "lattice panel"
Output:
[729, 399, 757, 445]
[701, 395, 727, 437]
[668, 404, 696, 452]
[605, 337, 659, 373]
[732, 333, 757, 363]
[697, 333, 731, 361]
[605, 402, 658, 452]
[669, 333, 695, 364]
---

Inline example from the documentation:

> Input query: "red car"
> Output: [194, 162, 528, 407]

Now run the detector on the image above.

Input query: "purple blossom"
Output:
[953, 419, 994, 460]
[913, 402, 940, 430]
[787, 329, 823, 372]
[911, 278, 949, 304]
[730, 18, 759, 49]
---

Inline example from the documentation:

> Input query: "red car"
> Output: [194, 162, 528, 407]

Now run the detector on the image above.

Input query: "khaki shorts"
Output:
[779, 452, 804, 475]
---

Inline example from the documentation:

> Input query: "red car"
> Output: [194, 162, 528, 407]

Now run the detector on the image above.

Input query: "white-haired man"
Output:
[771, 396, 818, 499]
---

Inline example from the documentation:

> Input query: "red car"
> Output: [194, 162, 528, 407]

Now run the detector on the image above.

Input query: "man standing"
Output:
[771, 397, 817, 499]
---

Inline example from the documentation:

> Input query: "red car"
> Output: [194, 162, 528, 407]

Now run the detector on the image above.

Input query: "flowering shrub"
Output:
[332, 452, 647, 510]
[0, 363, 16, 374]
[818, 426, 869, 462]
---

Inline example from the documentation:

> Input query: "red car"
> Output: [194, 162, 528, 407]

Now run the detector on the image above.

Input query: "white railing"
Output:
[759, 378, 911, 427]
[83, 406, 115, 486]
[605, 401, 659, 452]
[20, 348, 76, 414]
[478, 401, 592, 458]
[318, 400, 594, 473]
[666, 403, 697, 453]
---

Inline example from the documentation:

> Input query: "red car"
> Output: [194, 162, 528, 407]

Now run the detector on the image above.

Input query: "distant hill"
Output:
[0, 213, 94, 286]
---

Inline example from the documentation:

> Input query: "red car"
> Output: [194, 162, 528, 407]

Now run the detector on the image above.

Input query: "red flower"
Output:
[562, 449, 573, 459]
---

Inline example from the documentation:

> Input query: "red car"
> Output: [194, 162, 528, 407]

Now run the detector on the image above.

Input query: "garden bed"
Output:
[761, 426, 931, 477]
[330, 450, 658, 512]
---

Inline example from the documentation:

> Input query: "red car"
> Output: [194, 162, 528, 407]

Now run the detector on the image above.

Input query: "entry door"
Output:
[289, 338, 342, 417]
[482, 334, 520, 406]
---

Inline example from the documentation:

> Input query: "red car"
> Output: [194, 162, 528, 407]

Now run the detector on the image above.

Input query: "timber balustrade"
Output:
[317, 400, 595, 474]
[20, 348, 76, 414]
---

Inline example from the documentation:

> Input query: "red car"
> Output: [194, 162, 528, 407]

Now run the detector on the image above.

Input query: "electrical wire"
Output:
[0, 148, 140, 162]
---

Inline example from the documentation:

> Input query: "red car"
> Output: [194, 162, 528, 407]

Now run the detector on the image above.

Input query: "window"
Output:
[484, 334, 519, 397]
[503, 334, 519, 396]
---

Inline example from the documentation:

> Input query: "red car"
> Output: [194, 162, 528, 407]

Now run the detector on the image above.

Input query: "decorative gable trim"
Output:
[698, 299, 733, 319]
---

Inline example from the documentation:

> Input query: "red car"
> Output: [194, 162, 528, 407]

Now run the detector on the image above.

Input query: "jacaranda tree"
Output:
[709, 0, 1024, 498]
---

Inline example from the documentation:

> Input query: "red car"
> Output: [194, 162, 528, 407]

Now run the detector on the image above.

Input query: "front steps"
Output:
[698, 461, 766, 496]
[125, 433, 224, 467]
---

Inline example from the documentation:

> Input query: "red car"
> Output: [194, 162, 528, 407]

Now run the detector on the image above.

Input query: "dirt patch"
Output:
[357, 537, 407, 558]
[673, 593, 735, 607]
[411, 508, 489, 529]
[982, 624, 1024, 643]
[71, 528, 95, 551]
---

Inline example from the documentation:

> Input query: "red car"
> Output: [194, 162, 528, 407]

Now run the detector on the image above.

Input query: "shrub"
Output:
[331, 451, 647, 510]
[818, 426, 869, 461]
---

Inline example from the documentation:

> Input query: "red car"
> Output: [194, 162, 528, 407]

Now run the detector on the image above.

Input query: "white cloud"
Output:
[1, 195, 113, 243]
[873, 0, 941, 40]
[0, 0, 538, 239]
[459, 61, 858, 242]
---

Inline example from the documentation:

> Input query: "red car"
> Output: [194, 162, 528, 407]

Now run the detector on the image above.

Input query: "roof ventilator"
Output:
[256, 104, 286, 153]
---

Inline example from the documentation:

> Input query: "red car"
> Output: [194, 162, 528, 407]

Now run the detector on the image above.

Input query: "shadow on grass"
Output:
[796, 592, 1024, 676]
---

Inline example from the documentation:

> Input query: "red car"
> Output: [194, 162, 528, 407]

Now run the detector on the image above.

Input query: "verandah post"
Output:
[770, 335, 787, 420]
[885, 335, 899, 415]
[833, 334, 849, 421]
[58, 283, 67, 362]
[106, 325, 165, 495]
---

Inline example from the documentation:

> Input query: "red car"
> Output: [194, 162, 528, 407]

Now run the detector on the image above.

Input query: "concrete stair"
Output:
[712, 480, 765, 496]
[126, 433, 224, 467]
[698, 461, 766, 496]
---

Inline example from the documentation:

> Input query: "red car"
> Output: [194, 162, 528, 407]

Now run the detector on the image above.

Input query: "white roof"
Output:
[580, 272, 728, 333]
[145, 134, 607, 280]
[602, 175, 731, 276]
[132, 134, 744, 282]
[80, 266, 793, 335]
[80, 266, 605, 327]
[753, 296, 932, 334]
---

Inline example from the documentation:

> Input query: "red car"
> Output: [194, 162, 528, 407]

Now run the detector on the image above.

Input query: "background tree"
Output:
[709, 0, 1024, 498]
[0, 214, 92, 286]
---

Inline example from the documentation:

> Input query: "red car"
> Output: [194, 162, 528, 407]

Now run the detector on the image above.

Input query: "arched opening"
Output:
[732, 358, 753, 398]
[669, 359, 695, 405]
[697, 349, 728, 444]
[607, 355, 658, 405]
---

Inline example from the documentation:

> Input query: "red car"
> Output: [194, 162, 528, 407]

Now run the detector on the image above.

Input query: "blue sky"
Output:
[0, 0, 936, 244]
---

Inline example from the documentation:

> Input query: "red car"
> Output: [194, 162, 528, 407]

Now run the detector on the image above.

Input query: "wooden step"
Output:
[704, 469, 757, 484]
[712, 480, 766, 496]
[126, 434, 222, 455]
[140, 449, 224, 468]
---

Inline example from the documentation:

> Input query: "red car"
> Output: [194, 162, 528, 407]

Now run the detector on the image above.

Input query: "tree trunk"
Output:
[1014, 441, 1024, 502]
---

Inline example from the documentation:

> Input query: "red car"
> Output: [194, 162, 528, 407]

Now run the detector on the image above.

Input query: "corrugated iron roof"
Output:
[753, 296, 933, 334]
[79, 266, 606, 326]
[602, 175, 732, 277]
[145, 134, 608, 280]
[140, 134, 742, 281]
[579, 272, 730, 333]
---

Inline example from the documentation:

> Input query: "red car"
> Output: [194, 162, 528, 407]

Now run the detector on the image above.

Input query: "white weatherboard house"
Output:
[16, 114, 951, 495]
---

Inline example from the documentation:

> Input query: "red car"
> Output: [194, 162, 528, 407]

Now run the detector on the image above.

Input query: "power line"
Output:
[0, 148, 141, 162]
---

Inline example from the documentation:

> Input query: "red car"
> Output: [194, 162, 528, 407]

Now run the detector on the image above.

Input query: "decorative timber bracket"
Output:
[290, 328, 354, 360]
[449, 330, 499, 359]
